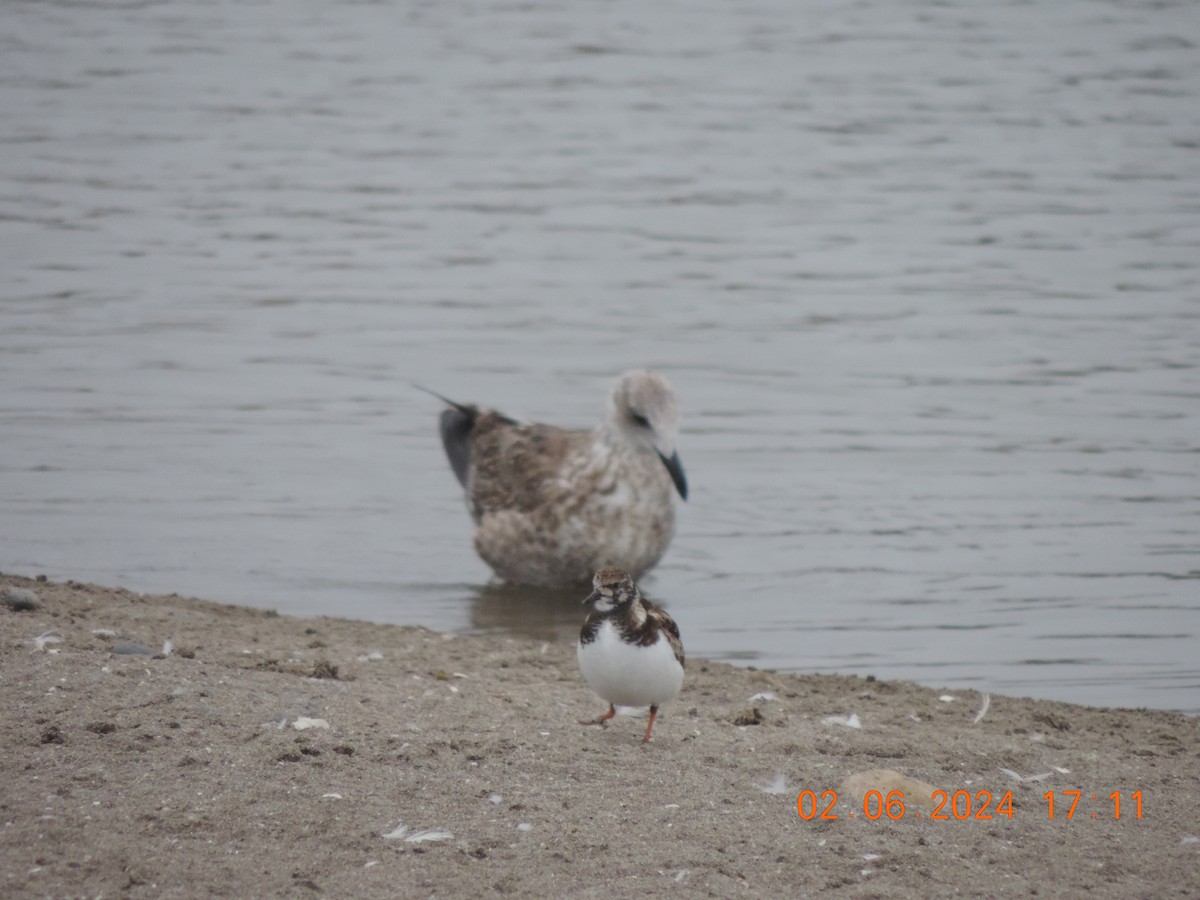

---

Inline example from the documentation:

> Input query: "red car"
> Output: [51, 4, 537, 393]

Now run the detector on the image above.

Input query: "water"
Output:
[3, 0, 1198, 713]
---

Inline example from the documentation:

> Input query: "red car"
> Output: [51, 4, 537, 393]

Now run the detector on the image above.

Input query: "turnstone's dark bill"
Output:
[422, 371, 687, 588]
[577, 568, 685, 743]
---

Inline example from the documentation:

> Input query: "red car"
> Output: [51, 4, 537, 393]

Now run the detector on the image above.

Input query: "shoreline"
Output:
[2, 572, 1197, 898]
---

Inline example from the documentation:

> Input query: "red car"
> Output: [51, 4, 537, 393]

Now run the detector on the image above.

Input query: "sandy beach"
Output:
[1, 572, 1197, 898]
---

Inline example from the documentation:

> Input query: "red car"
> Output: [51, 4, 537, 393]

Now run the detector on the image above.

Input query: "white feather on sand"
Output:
[822, 713, 862, 729]
[972, 694, 991, 724]
[382, 822, 454, 843]
[33, 631, 62, 653]
[756, 773, 792, 795]
[292, 717, 330, 731]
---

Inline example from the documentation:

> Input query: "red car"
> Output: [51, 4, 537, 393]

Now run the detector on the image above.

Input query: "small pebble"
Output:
[1, 587, 40, 612]
[733, 708, 764, 727]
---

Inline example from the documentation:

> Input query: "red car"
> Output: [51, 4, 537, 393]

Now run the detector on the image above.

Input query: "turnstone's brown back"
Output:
[581, 567, 685, 664]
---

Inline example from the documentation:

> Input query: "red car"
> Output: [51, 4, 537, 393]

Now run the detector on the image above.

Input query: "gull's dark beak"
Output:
[582, 588, 601, 606]
[657, 449, 688, 501]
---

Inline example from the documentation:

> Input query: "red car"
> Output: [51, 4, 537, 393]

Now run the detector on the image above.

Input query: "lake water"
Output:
[3, 0, 1198, 714]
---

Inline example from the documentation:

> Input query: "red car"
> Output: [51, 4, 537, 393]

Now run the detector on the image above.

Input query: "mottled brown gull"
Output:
[424, 370, 687, 587]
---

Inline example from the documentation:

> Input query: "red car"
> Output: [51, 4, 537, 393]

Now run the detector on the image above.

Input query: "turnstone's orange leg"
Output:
[580, 704, 617, 727]
[642, 705, 660, 743]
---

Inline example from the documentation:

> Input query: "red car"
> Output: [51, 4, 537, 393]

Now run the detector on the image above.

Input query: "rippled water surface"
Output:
[3, 0, 1198, 712]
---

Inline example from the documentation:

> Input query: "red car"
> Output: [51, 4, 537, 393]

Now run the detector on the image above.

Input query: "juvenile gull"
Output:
[427, 370, 687, 587]
[577, 568, 685, 743]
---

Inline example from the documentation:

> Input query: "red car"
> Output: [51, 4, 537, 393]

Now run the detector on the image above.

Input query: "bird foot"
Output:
[580, 705, 617, 728]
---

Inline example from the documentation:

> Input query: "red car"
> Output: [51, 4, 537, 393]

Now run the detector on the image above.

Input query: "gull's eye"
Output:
[630, 411, 651, 429]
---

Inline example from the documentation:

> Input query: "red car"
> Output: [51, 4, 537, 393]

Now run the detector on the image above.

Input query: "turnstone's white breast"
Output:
[577, 567, 685, 743]
[422, 371, 687, 588]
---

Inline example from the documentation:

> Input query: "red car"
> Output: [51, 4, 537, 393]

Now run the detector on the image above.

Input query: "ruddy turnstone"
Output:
[424, 370, 687, 587]
[577, 568, 685, 743]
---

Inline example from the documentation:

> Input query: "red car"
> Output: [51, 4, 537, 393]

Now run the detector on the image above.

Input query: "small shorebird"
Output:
[425, 371, 687, 587]
[577, 567, 685, 743]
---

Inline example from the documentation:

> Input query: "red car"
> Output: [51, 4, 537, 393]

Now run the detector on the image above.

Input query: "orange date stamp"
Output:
[797, 789, 1144, 822]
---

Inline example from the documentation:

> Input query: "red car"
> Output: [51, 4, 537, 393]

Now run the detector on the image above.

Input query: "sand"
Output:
[1, 572, 1197, 898]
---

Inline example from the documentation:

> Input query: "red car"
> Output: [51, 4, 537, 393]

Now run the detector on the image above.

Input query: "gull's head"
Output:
[607, 370, 688, 500]
[583, 567, 640, 612]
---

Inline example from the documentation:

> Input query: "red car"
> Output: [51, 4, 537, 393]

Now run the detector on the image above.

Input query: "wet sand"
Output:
[2, 573, 1197, 898]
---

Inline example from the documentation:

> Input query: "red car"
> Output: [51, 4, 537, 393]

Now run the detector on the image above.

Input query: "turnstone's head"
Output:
[583, 567, 639, 613]
[607, 370, 687, 501]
